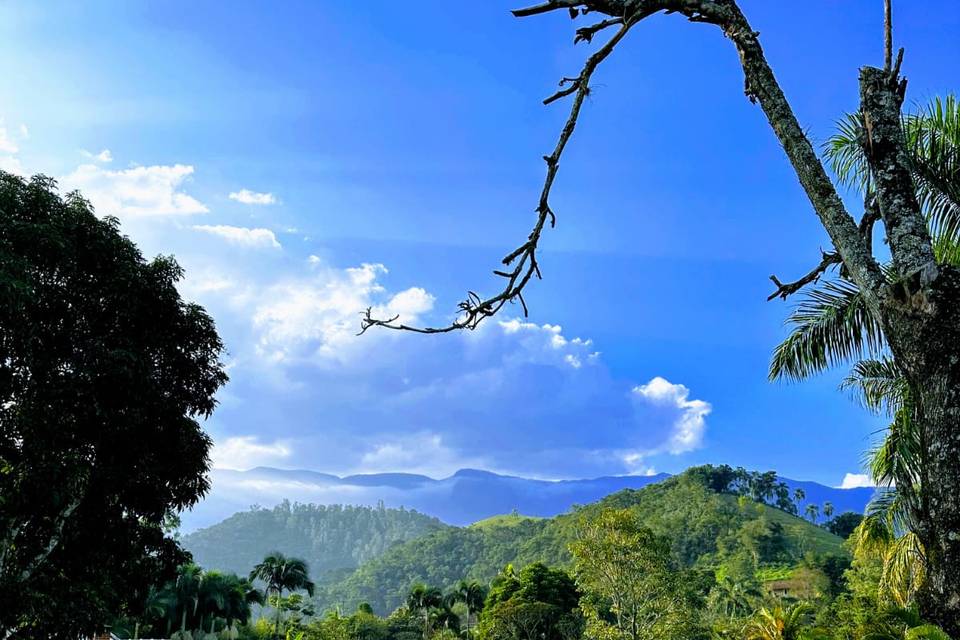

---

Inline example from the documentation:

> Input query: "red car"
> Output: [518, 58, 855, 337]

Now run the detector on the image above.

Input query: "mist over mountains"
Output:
[179, 466, 874, 533]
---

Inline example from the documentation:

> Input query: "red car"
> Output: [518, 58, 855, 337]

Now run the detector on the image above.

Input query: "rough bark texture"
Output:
[884, 268, 960, 633]
[855, 62, 960, 631]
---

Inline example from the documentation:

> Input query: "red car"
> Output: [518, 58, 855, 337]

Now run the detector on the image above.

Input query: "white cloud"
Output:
[18, 124, 28, 139]
[211, 436, 292, 470]
[359, 432, 489, 477]
[229, 189, 276, 205]
[184, 256, 709, 479]
[250, 263, 433, 363]
[81, 148, 113, 163]
[61, 163, 207, 218]
[632, 377, 711, 455]
[839, 473, 874, 489]
[0, 156, 24, 176]
[193, 224, 281, 249]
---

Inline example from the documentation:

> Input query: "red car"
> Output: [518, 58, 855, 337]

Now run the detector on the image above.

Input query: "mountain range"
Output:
[179, 466, 874, 532]
[182, 468, 861, 615]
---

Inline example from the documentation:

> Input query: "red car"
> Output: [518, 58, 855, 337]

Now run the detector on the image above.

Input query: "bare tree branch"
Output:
[363, 0, 901, 334]
[767, 250, 842, 301]
[575, 17, 624, 44]
[767, 193, 882, 300]
[512, 0, 584, 18]
[360, 16, 637, 334]
[884, 0, 893, 72]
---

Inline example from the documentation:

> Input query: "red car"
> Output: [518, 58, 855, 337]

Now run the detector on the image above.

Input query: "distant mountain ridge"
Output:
[179, 465, 874, 533]
[182, 502, 446, 581]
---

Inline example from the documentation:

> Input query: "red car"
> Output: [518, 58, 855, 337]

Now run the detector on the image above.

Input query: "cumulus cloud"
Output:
[193, 224, 281, 249]
[229, 189, 276, 205]
[61, 163, 207, 218]
[180, 256, 711, 479]
[81, 148, 113, 163]
[211, 436, 292, 470]
[632, 377, 711, 455]
[249, 263, 433, 363]
[839, 473, 874, 489]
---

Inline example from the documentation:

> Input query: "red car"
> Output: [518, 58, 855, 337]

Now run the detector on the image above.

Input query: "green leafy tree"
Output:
[0, 172, 227, 637]
[826, 513, 864, 540]
[250, 552, 316, 639]
[570, 508, 703, 640]
[478, 562, 581, 640]
[805, 504, 820, 525]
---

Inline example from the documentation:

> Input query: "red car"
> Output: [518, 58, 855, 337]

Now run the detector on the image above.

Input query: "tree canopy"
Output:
[0, 172, 228, 636]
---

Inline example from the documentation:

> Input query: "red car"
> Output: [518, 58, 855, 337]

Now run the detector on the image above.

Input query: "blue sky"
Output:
[2, 1, 957, 487]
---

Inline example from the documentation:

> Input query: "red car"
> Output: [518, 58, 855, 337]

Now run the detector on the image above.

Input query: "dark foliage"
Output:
[0, 172, 227, 637]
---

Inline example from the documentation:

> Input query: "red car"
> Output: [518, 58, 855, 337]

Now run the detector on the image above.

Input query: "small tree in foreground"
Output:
[249, 552, 315, 639]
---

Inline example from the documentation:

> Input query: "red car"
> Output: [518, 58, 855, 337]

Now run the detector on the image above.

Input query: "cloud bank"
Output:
[190, 257, 712, 479]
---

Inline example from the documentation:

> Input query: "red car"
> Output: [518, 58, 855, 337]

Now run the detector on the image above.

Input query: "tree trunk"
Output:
[883, 266, 960, 634]
[274, 589, 283, 640]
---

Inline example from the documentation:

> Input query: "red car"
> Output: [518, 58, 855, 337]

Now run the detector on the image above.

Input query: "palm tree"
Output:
[429, 606, 461, 635]
[708, 576, 761, 620]
[823, 501, 834, 521]
[804, 503, 819, 524]
[222, 575, 263, 639]
[249, 552, 315, 640]
[173, 563, 203, 640]
[792, 488, 805, 507]
[143, 584, 177, 638]
[198, 570, 229, 636]
[769, 94, 960, 608]
[406, 583, 443, 639]
[861, 604, 951, 640]
[448, 580, 487, 636]
[743, 602, 811, 640]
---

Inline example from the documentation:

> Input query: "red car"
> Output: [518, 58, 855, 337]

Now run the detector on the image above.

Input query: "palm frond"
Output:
[854, 511, 896, 557]
[869, 408, 922, 490]
[841, 357, 907, 415]
[905, 95, 960, 245]
[770, 279, 885, 381]
[825, 113, 873, 193]
[881, 531, 926, 607]
[932, 232, 960, 267]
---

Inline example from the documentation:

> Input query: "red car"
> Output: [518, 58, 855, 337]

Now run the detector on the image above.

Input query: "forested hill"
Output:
[181, 501, 447, 580]
[315, 469, 848, 614]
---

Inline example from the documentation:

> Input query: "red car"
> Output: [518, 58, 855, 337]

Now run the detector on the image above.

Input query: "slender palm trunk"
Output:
[274, 588, 283, 640]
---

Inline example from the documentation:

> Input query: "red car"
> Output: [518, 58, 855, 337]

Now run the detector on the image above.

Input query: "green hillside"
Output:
[316, 471, 845, 614]
[181, 501, 447, 582]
